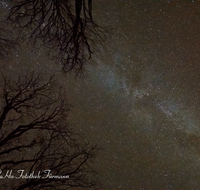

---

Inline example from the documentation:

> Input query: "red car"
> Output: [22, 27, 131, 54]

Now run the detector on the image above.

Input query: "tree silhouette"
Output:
[0, 72, 98, 190]
[8, 0, 105, 73]
[0, 27, 16, 60]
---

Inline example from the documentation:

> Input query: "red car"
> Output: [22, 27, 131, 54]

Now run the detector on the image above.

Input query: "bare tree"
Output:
[0, 27, 16, 60]
[8, 0, 105, 73]
[0, 72, 99, 190]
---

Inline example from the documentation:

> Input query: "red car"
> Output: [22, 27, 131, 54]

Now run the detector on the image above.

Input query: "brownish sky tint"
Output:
[2, 0, 200, 189]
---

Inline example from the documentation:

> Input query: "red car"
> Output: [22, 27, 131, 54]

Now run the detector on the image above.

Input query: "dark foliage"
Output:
[8, 0, 105, 73]
[0, 73, 98, 190]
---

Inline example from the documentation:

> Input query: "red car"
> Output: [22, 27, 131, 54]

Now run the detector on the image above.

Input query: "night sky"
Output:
[1, 0, 200, 189]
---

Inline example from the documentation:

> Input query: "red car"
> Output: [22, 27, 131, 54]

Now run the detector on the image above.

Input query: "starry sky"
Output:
[2, 0, 200, 189]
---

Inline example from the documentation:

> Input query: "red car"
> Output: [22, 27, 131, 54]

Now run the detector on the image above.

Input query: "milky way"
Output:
[2, 0, 200, 189]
